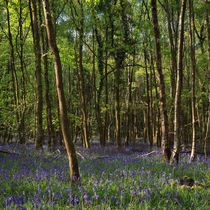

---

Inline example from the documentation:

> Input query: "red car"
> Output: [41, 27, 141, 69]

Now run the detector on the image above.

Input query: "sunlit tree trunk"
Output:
[171, 0, 187, 164]
[43, 0, 80, 182]
[164, 0, 177, 98]
[164, 0, 178, 149]
[188, 0, 196, 162]
[151, 0, 171, 161]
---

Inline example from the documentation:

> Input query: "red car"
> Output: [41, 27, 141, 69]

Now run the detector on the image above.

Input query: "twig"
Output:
[76, 151, 86, 160]
[141, 151, 159, 157]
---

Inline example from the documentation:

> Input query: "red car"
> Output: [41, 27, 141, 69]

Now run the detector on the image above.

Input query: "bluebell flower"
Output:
[116, 200, 120, 205]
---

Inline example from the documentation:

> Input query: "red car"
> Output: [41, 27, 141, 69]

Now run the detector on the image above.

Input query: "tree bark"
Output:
[18, 0, 26, 144]
[188, 0, 196, 162]
[115, 52, 122, 148]
[38, 0, 56, 150]
[94, 20, 105, 147]
[30, 0, 44, 149]
[151, 0, 171, 161]
[77, 0, 89, 148]
[5, 0, 20, 140]
[143, 43, 153, 147]
[126, 53, 135, 146]
[171, 0, 187, 164]
[204, 0, 210, 160]
[164, 0, 177, 98]
[42, 0, 80, 182]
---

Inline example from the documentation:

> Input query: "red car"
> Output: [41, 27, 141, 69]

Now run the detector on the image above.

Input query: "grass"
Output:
[0, 145, 209, 209]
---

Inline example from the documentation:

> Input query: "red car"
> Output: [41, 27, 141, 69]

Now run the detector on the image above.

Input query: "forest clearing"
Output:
[0, 0, 210, 209]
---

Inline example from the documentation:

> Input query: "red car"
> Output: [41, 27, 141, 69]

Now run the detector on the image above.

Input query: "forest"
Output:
[0, 0, 209, 209]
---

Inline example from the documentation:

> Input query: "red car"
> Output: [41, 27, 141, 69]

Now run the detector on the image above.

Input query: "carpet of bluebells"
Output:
[0, 144, 210, 209]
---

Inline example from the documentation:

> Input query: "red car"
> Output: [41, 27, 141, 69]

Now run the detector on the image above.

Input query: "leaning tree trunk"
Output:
[42, 0, 80, 182]
[171, 0, 187, 164]
[188, 0, 196, 162]
[30, 0, 44, 149]
[151, 0, 171, 161]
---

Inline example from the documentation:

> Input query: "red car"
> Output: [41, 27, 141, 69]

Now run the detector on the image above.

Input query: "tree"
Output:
[151, 0, 171, 161]
[42, 0, 80, 182]
[30, 0, 44, 149]
[188, 0, 196, 162]
[38, 0, 56, 150]
[171, 0, 187, 164]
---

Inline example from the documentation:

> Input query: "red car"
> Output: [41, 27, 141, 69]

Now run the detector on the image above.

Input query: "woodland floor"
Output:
[0, 139, 210, 209]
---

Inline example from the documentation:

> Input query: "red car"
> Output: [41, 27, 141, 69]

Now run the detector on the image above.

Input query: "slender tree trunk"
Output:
[149, 52, 154, 143]
[126, 53, 135, 146]
[171, 0, 187, 164]
[204, 0, 210, 160]
[188, 0, 196, 162]
[114, 0, 128, 148]
[38, 0, 56, 150]
[164, 0, 178, 149]
[115, 53, 122, 148]
[151, 0, 171, 161]
[43, 0, 80, 182]
[143, 43, 153, 147]
[5, 0, 20, 139]
[164, 0, 177, 98]
[103, 24, 109, 146]
[95, 22, 105, 147]
[18, 0, 26, 144]
[150, 49, 161, 147]
[30, 0, 44, 149]
[78, 1, 89, 148]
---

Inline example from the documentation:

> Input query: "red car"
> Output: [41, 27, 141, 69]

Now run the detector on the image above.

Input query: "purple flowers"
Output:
[0, 147, 209, 209]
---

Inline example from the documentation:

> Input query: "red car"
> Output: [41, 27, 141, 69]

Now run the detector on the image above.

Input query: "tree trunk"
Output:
[78, 1, 89, 148]
[204, 0, 210, 160]
[5, 0, 20, 141]
[143, 43, 153, 147]
[164, 0, 177, 98]
[94, 21, 105, 147]
[42, 0, 80, 182]
[151, 0, 171, 161]
[30, 0, 44, 149]
[18, 0, 26, 144]
[38, 0, 56, 150]
[171, 0, 187, 164]
[115, 53, 122, 148]
[126, 53, 135, 146]
[103, 24, 109, 146]
[188, 0, 196, 162]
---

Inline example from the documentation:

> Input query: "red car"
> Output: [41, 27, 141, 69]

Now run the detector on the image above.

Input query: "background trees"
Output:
[0, 0, 209, 161]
